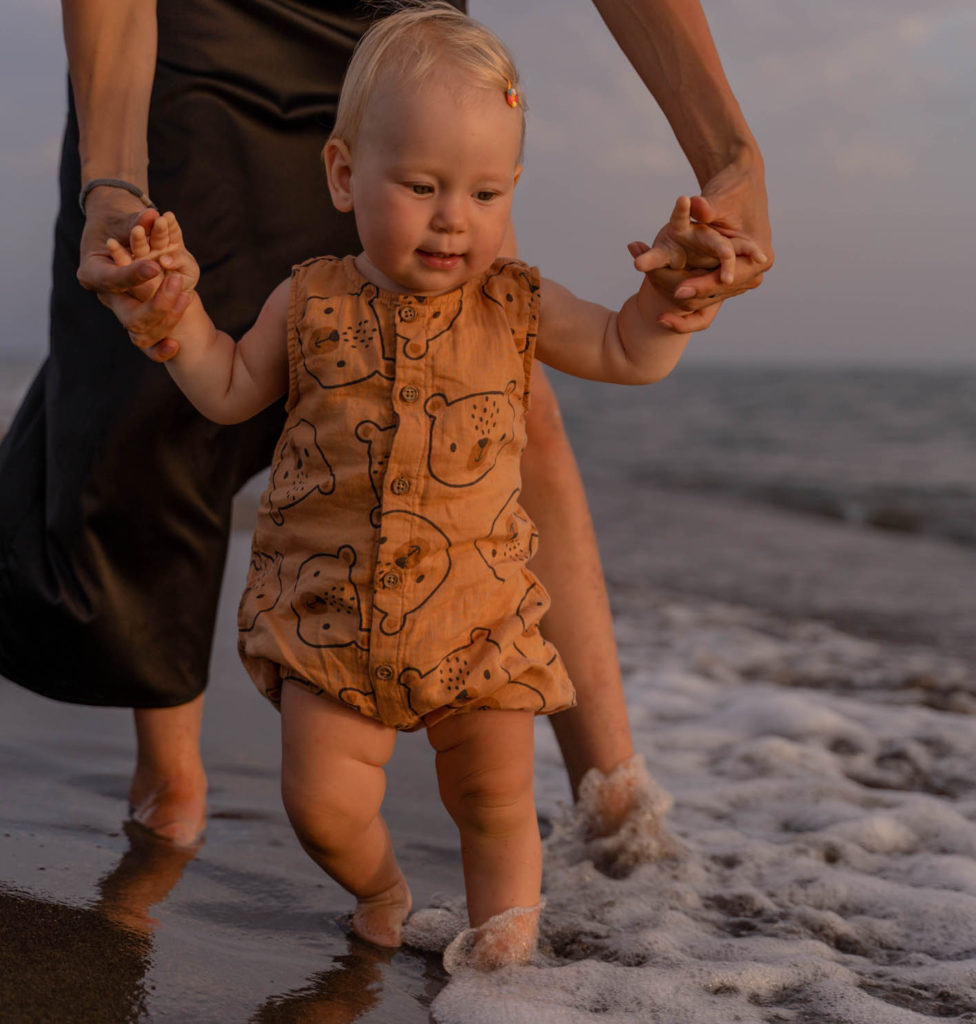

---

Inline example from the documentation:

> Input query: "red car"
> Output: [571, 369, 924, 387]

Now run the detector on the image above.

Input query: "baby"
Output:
[108, 2, 753, 969]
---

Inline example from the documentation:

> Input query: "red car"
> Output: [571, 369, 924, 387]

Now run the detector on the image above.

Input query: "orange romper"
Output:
[237, 255, 576, 730]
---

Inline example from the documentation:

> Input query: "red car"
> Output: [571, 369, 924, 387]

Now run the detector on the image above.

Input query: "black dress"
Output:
[0, 0, 460, 707]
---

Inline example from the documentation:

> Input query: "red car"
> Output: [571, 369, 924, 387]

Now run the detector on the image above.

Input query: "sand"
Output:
[0, 526, 469, 1023]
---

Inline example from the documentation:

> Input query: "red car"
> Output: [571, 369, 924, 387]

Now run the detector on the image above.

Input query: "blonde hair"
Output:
[331, 1, 526, 153]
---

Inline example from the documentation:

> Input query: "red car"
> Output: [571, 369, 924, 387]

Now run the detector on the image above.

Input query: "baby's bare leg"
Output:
[519, 368, 634, 800]
[428, 710, 540, 967]
[280, 683, 410, 947]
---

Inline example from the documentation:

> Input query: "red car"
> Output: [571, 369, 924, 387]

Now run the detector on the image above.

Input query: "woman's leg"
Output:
[428, 709, 541, 967]
[519, 367, 634, 798]
[129, 695, 207, 846]
[280, 683, 410, 947]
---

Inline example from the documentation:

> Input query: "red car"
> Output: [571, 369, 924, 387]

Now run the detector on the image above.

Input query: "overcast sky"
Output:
[1, 0, 973, 367]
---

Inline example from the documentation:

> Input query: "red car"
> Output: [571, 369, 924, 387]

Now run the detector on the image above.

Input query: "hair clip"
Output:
[505, 81, 519, 108]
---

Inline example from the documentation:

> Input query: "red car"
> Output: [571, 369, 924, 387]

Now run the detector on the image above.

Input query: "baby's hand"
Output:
[628, 196, 765, 287]
[627, 196, 766, 334]
[106, 211, 199, 299]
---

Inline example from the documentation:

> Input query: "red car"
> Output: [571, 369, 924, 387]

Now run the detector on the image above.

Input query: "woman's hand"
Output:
[645, 161, 774, 311]
[78, 191, 189, 361]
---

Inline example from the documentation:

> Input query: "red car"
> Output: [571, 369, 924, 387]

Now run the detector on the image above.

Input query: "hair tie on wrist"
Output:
[78, 178, 158, 215]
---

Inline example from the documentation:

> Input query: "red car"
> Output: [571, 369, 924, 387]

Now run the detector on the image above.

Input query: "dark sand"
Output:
[4, 463, 976, 1022]
[0, 525, 471, 1024]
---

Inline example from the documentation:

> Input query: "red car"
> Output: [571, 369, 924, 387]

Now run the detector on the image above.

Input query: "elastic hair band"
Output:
[78, 178, 158, 215]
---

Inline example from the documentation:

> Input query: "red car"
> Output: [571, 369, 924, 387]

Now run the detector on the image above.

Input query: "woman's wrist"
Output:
[689, 133, 764, 191]
[79, 178, 156, 215]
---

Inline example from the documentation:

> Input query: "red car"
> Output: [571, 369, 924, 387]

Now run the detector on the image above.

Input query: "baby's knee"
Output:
[281, 773, 376, 851]
[440, 766, 535, 837]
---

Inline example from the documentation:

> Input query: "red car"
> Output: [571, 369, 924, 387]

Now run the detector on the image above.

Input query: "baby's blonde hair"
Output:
[331, 1, 526, 154]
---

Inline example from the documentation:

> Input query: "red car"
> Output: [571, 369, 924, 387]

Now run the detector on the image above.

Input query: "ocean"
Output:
[2, 358, 976, 1022]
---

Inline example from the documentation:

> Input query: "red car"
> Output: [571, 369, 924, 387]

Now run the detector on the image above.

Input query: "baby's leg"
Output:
[519, 367, 634, 805]
[428, 709, 540, 967]
[280, 682, 410, 947]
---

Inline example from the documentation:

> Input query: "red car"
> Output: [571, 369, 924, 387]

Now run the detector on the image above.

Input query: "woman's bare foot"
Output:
[128, 698, 208, 846]
[577, 754, 673, 839]
[128, 771, 207, 847]
[351, 875, 412, 948]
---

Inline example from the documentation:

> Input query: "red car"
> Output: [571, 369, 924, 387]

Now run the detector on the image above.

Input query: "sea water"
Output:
[3, 361, 975, 1022]
[431, 366, 976, 1022]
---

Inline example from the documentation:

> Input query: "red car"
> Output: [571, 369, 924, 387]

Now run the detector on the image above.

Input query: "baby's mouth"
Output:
[416, 250, 463, 268]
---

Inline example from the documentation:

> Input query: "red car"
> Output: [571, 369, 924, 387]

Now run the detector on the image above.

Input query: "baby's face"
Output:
[344, 66, 523, 296]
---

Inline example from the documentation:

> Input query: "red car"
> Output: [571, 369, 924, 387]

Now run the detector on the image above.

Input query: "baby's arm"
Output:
[108, 211, 288, 424]
[536, 199, 726, 385]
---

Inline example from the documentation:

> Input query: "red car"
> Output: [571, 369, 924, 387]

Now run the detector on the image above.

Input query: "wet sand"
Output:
[4, 464, 976, 1020]
[0, 526, 472, 1023]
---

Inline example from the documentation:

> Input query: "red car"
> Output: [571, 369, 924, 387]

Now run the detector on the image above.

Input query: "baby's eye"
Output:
[475, 190, 499, 203]
[410, 183, 434, 196]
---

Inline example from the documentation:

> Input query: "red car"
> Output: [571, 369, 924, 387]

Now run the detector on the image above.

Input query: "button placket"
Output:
[369, 297, 432, 723]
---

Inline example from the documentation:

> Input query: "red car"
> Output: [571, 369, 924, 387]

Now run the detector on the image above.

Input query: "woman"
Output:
[0, 0, 771, 844]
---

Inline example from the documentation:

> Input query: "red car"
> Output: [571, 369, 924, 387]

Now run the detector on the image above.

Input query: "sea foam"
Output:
[426, 595, 976, 1022]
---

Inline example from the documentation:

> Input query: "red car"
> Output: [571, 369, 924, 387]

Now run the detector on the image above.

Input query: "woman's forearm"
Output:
[591, 0, 761, 185]
[61, 0, 158, 188]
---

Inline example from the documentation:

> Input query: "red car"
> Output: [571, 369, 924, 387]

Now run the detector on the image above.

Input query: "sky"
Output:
[1, 0, 973, 367]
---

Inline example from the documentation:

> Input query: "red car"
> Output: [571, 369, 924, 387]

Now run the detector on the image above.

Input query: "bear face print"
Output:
[476, 489, 539, 582]
[480, 261, 540, 355]
[372, 511, 451, 636]
[515, 576, 551, 631]
[424, 382, 518, 488]
[397, 289, 464, 360]
[354, 419, 396, 527]
[238, 550, 284, 631]
[267, 419, 335, 526]
[300, 285, 395, 389]
[398, 627, 508, 716]
[291, 546, 365, 649]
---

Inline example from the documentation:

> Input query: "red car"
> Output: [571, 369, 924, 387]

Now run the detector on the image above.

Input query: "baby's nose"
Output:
[433, 197, 465, 232]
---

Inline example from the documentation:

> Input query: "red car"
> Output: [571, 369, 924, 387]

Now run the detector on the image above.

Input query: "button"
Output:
[382, 572, 401, 589]
[375, 664, 394, 681]
[399, 306, 417, 322]
[390, 476, 411, 495]
[400, 385, 420, 403]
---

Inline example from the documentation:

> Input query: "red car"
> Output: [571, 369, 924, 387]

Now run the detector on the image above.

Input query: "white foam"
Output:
[426, 595, 976, 1022]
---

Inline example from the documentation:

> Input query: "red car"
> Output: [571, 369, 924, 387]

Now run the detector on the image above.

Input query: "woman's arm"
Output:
[62, 0, 163, 298]
[591, 0, 772, 306]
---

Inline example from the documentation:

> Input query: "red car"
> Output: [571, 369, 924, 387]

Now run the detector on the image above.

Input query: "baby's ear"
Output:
[323, 138, 355, 213]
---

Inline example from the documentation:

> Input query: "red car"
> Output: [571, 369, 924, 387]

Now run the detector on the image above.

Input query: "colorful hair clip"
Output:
[505, 81, 519, 108]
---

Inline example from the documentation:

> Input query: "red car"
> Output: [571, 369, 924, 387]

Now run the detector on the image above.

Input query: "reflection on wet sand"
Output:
[0, 821, 198, 1021]
[251, 936, 445, 1024]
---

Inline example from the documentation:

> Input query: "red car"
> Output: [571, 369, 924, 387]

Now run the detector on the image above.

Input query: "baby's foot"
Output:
[443, 903, 541, 973]
[351, 875, 412, 948]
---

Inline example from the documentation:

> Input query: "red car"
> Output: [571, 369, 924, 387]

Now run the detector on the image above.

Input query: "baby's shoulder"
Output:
[479, 258, 542, 311]
[289, 254, 370, 303]
[290, 254, 344, 282]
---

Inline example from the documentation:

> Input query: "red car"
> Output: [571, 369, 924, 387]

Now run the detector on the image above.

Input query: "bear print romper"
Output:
[237, 255, 576, 730]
